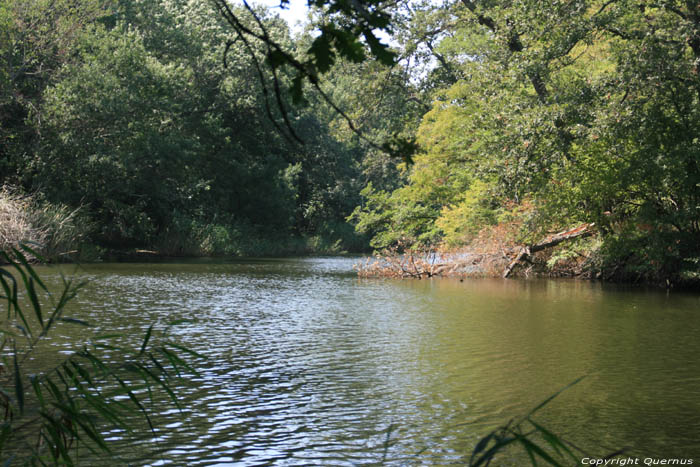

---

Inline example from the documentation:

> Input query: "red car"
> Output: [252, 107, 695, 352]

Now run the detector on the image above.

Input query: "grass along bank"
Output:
[0, 186, 90, 261]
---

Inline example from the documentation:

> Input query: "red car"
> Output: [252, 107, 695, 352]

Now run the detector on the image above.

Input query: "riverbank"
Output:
[5, 187, 698, 289]
[5, 238, 369, 264]
[1, 186, 370, 263]
[354, 228, 700, 290]
[0, 187, 90, 259]
[70, 239, 369, 263]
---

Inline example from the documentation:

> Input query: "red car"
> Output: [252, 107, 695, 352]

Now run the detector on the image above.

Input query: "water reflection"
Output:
[30, 259, 700, 465]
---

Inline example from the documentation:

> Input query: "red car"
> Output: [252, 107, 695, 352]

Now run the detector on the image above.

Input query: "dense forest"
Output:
[0, 0, 420, 257]
[2, 0, 700, 285]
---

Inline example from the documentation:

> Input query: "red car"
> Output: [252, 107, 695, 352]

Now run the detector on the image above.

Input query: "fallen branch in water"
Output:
[355, 223, 597, 279]
[503, 223, 595, 278]
[354, 247, 512, 279]
[355, 245, 443, 279]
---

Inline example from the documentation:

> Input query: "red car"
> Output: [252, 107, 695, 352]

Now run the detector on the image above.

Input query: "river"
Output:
[31, 257, 700, 465]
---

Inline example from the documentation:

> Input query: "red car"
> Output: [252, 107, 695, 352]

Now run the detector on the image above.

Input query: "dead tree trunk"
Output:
[503, 223, 595, 278]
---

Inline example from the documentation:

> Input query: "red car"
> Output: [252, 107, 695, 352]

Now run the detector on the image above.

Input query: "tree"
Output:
[0, 0, 112, 186]
[211, 0, 418, 161]
[343, 0, 700, 281]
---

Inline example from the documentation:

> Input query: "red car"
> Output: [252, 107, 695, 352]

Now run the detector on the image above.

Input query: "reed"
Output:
[0, 187, 91, 260]
[0, 245, 198, 464]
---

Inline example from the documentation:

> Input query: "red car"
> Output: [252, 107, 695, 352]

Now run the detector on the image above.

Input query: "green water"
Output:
[31, 258, 700, 465]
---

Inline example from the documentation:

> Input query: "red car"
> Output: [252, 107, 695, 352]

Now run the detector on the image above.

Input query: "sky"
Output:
[239, 0, 397, 42]
[249, 0, 310, 30]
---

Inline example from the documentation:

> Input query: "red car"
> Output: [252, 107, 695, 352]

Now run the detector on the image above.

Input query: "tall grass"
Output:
[0, 186, 91, 260]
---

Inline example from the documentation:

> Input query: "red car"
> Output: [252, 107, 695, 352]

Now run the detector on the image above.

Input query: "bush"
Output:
[591, 225, 700, 286]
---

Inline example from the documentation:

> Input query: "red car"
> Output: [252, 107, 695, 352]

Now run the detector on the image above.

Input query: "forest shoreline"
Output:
[3, 190, 694, 289]
[3, 190, 695, 289]
[354, 236, 700, 291]
[0, 188, 370, 262]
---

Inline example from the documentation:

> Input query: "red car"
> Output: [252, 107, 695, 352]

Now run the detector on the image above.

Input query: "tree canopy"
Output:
[1, 0, 699, 283]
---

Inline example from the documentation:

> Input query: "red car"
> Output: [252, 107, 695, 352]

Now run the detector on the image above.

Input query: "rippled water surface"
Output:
[33, 258, 700, 465]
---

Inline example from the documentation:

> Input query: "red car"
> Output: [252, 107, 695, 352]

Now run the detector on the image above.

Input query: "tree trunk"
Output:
[503, 223, 595, 278]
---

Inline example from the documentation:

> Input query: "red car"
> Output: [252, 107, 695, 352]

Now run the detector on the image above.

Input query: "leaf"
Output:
[16, 246, 48, 291]
[70, 360, 94, 386]
[40, 431, 60, 464]
[165, 341, 207, 359]
[0, 272, 14, 317]
[13, 348, 24, 414]
[470, 431, 495, 464]
[43, 374, 65, 403]
[0, 269, 17, 296]
[470, 435, 517, 467]
[363, 30, 396, 66]
[149, 353, 169, 377]
[57, 317, 91, 327]
[113, 375, 155, 434]
[327, 27, 365, 63]
[526, 375, 587, 418]
[290, 74, 304, 105]
[41, 411, 77, 463]
[516, 434, 562, 466]
[310, 34, 335, 73]
[27, 277, 44, 329]
[139, 324, 154, 356]
[2, 272, 32, 337]
[521, 436, 539, 466]
[267, 49, 287, 68]
[138, 363, 181, 411]
[30, 374, 46, 407]
[19, 243, 48, 266]
[528, 417, 578, 462]
[72, 417, 111, 453]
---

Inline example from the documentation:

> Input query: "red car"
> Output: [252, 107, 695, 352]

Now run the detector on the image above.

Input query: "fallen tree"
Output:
[355, 223, 596, 279]
[502, 223, 595, 278]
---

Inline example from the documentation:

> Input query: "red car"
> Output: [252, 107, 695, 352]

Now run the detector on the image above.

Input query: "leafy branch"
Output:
[211, 0, 418, 162]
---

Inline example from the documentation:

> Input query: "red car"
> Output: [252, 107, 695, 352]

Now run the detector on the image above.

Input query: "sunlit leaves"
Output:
[355, 0, 700, 276]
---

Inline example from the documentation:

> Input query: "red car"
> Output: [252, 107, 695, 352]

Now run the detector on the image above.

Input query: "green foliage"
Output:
[0, 0, 113, 183]
[349, 0, 700, 281]
[211, 0, 415, 159]
[0, 0, 408, 255]
[349, 180, 443, 249]
[0, 246, 196, 464]
[436, 179, 500, 247]
[4, 0, 700, 279]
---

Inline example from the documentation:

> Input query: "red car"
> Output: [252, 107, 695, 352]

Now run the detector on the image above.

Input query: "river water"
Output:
[33, 257, 700, 465]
